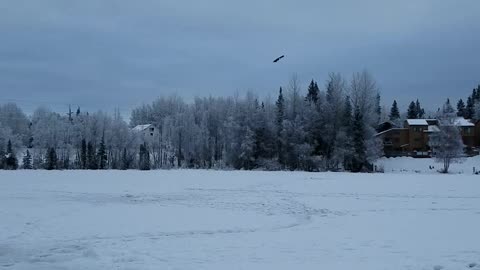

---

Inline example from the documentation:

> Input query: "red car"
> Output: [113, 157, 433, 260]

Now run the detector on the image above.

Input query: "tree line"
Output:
[2, 72, 477, 172]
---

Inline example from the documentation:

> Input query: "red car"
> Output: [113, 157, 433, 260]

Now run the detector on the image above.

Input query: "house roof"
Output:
[375, 128, 408, 136]
[406, 119, 428, 126]
[132, 124, 152, 132]
[425, 125, 440, 132]
[453, 117, 474, 127]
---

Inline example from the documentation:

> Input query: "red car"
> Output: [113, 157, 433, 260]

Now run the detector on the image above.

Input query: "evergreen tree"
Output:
[5, 140, 18, 170]
[276, 87, 285, 166]
[253, 104, 275, 161]
[305, 80, 319, 104]
[63, 155, 70, 170]
[407, 101, 418, 119]
[342, 96, 353, 127]
[80, 139, 87, 169]
[46, 147, 57, 170]
[0, 143, 5, 169]
[341, 96, 354, 170]
[121, 148, 131, 170]
[389, 100, 400, 121]
[442, 98, 455, 116]
[375, 93, 382, 123]
[415, 99, 425, 118]
[87, 141, 98, 170]
[68, 105, 73, 123]
[238, 127, 256, 169]
[22, 150, 32, 169]
[139, 143, 150, 170]
[351, 106, 366, 172]
[457, 99, 466, 117]
[97, 135, 107, 169]
[466, 96, 475, 119]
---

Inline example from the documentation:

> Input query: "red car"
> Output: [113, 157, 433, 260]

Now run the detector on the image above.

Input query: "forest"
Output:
[1, 71, 478, 172]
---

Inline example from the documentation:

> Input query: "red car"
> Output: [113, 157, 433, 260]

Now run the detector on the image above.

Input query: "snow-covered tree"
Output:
[22, 150, 33, 169]
[429, 113, 465, 173]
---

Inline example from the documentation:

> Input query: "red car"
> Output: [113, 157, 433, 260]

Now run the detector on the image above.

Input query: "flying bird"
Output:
[273, 55, 285, 63]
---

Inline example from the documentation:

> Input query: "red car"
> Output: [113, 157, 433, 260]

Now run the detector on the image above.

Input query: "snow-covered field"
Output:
[1, 170, 480, 270]
[377, 156, 480, 174]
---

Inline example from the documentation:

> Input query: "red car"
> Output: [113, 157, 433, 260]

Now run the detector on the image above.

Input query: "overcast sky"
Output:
[0, 0, 479, 115]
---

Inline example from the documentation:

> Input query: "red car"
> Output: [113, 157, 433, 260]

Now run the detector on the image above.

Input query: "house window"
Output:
[150, 133, 154, 136]
[150, 127, 154, 132]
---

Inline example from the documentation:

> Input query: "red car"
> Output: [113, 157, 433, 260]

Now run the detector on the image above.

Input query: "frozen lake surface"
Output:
[1, 170, 480, 270]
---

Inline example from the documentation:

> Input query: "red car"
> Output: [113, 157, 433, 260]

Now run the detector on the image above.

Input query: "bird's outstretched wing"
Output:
[273, 55, 285, 63]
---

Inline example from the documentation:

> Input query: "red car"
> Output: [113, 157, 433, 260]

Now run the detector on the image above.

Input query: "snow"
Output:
[406, 119, 428, 126]
[376, 155, 480, 174]
[132, 124, 152, 132]
[375, 128, 407, 136]
[453, 117, 475, 127]
[427, 125, 440, 132]
[1, 170, 480, 270]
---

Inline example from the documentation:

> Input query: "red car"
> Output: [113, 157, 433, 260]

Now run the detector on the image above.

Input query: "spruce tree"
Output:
[87, 142, 97, 170]
[139, 143, 150, 170]
[46, 147, 57, 170]
[275, 87, 285, 166]
[97, 135, 107, 169]
[389, 100, 400, 121]
[342, 96, 354, 171]
[415, 99, 425, 118]
[342, 96, 353, 127]
[442, 98, 455, 115]
[475, 87, 480, 102]
[63, 155, 70, 170]
[22, 150, 32, 169]
[407, 101, 418, 119]
[375, 93, 382, 123]
[121, 148, 130, 170]
[0, 143, 5, 169]
[305, 80, 319, 104]
[466, 96, 475, 119]
[138, 144, 144, 170]
[351, 106, 366, 172]
[80, 139, 87, 169]
[457, 99, 466, 117]
[5, 140, 18, 170]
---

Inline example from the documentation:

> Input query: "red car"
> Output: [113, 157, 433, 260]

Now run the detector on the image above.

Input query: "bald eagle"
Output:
[273, 55, 285, 63]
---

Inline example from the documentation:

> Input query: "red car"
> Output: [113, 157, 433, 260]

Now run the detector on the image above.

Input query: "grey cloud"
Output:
[0, 0, 479, 114]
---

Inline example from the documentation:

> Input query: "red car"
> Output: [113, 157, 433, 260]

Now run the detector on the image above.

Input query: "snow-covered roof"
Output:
[425, 125, 440, 133]
[406, 119, 428, 126]
[375, 128, 408, 136]
[132, 124, 153, 132]
[453, 117, 474, 127]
